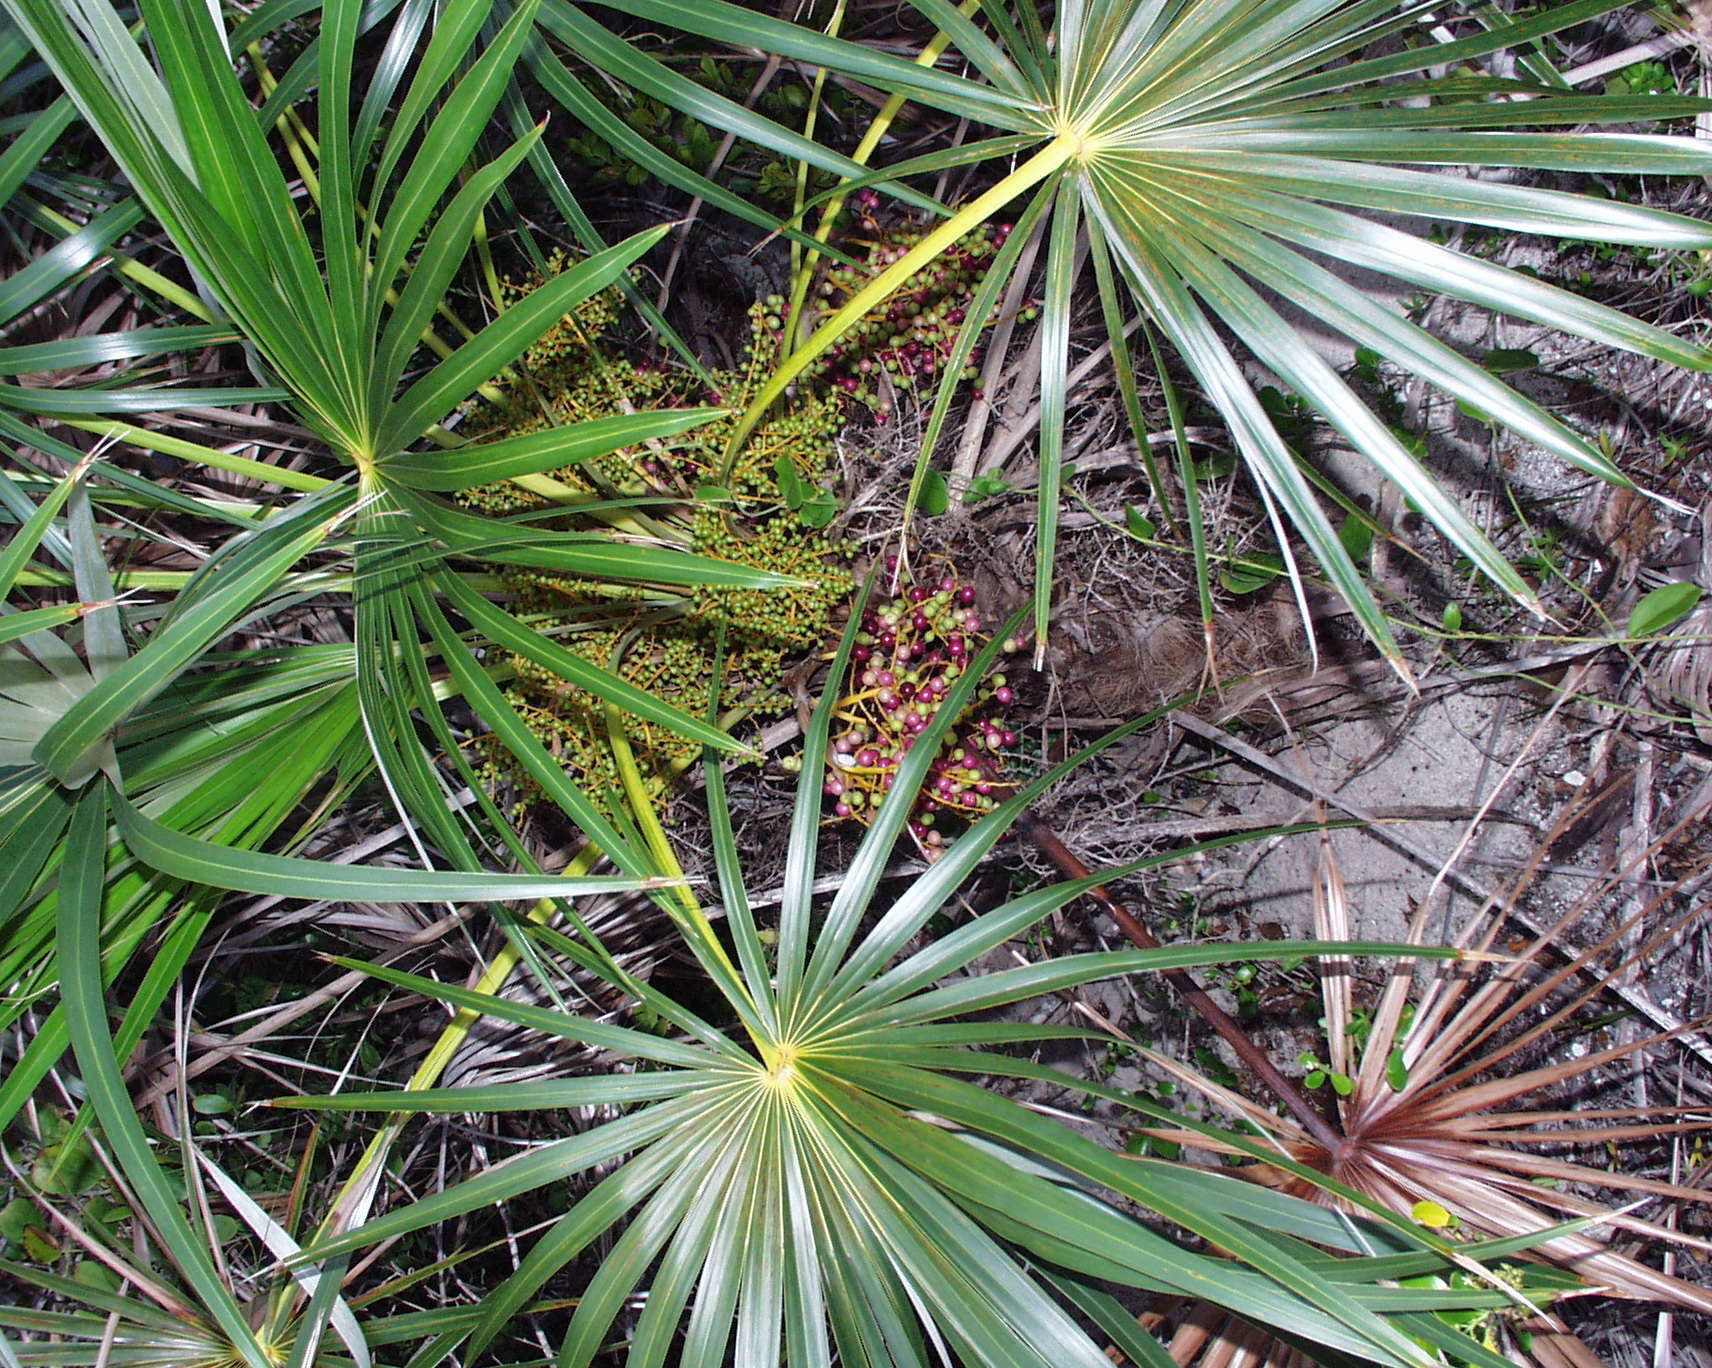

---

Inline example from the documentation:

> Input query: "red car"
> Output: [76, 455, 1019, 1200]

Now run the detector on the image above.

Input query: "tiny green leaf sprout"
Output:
[1298, 1049, 1355, 1096]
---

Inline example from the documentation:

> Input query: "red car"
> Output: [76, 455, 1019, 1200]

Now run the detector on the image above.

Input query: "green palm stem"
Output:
[470, 204, 507, 334]
[786, 0, 846, 303]
[50, 417, 334, 492]
[11, 568, 235, 592]
[727, 132, 1076, 472]
[23, 199, 213, 321]
[11, 569, 525, 598]
[605, 691, 766, 1046]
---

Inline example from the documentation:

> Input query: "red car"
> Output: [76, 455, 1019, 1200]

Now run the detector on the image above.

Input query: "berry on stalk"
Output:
[824, 563, 1024, 852]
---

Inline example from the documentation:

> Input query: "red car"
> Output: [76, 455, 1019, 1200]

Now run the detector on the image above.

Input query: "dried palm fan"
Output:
[1651, 598, 1712, 743]
[1046, 593, 1309, 720]
[1132, 779, 1712, 1368]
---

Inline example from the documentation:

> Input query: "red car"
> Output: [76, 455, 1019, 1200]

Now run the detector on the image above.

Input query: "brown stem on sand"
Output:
[1017, 809, 1349, 1162]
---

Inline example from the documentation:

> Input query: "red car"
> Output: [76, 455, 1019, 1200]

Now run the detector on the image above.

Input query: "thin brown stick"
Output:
[1017, 809, 1348, 1160]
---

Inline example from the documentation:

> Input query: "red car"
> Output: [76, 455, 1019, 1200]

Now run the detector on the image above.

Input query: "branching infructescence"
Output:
[822, 559, 1025, 849]
[789, 200, 1025, 424]
[461, 263, 851, 814]
[467, 227, 1037, 822]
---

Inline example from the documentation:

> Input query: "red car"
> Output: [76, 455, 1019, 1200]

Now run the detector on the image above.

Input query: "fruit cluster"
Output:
[458, 274, 850, 816]
[781, 207, 1036, 423]
[826, 560, 1023, 849]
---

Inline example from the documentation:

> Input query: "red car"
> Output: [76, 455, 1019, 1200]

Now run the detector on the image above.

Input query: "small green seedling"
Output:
[1221, 550, 1285, 595]
[963, 470, 1014, 503]
[1298, 1050, 1354, 1096]
[916, 467, 951, 515]
[1605, 60, 1676, 97]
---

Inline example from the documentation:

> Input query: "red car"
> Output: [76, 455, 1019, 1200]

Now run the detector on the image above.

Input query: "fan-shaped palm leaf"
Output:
[573, 0, 1712, 666]
[279, 598, 1518, 1368]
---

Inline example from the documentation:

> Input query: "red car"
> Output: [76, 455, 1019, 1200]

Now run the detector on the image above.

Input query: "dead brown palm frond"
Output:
[1163, 1301, 1322, 1368]
[1152, 784, 1712, 1364]
[1029, 770, 1712, 1368]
